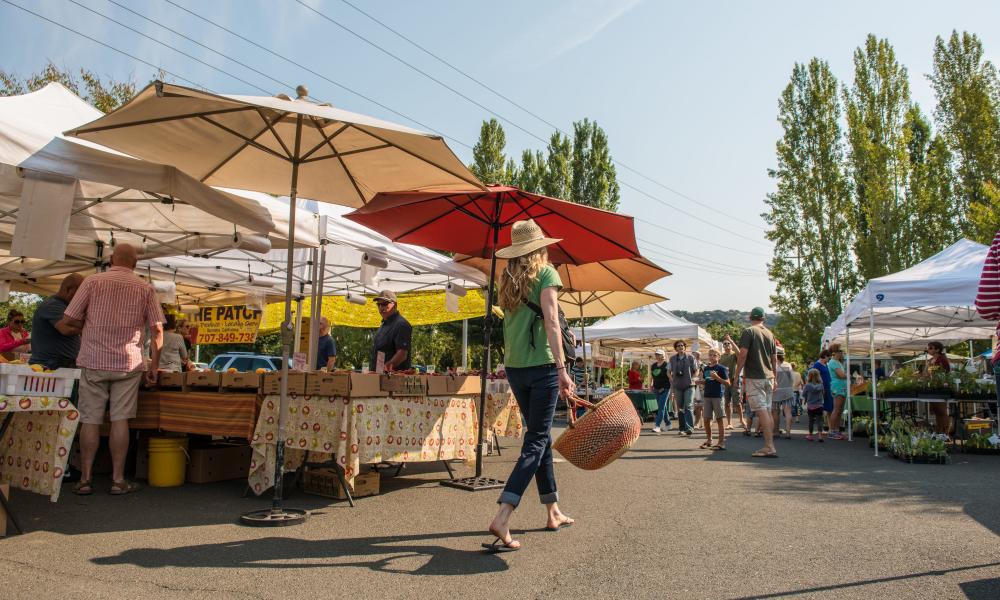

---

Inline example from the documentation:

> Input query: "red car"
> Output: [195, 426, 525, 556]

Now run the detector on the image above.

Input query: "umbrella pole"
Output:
[241, 115, 309, 526]
[580, 304, 589, 401]
[441, 201, 504, 491]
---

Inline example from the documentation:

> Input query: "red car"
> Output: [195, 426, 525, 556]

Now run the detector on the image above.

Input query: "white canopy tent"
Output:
[582, 303, 717, 352]
[821, 239, 996, 455]
[0, 83, 299, 265]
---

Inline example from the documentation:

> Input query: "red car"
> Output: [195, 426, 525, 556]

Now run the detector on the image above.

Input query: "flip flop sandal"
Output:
[482, 537, 520, 553]
[751, 450, 779, 458]
[544, 521, 575, 532]
[109, 479, 141, 495]
[72, 480, 93, 496]
[711, 445, 727, 451]
[699, 441, 713, 449]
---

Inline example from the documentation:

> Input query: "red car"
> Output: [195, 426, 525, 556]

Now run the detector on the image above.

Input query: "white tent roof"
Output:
[0, 83, 307, 262]
[582, 303, 717, 352]
[823, 239, 995, 351]
[138, 201, 486, 306]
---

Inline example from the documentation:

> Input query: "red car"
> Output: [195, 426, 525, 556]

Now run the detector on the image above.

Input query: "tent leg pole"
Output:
[462, 319, 468, 372]
[870, 309, 879, 458]
[241, 115, 307, 526]
[846, 326, 852, 441]
[306, 247, 320, 370]
[441, 200, 504, 492]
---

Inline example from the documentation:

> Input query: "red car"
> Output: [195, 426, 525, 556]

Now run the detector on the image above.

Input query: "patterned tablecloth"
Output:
[248, 394, 478, 495]
[485, 380, 522, 439]
[0, 396, 79, 502]
[108, 391, 260, 439]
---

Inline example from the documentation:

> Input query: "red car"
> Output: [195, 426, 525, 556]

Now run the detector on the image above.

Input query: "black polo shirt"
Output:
[371, 311, 412, 371]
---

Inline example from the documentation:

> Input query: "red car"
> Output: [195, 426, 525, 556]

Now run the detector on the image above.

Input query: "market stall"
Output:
[583, 303, 717, 353]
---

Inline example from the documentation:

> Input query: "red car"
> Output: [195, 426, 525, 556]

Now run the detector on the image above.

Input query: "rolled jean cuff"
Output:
[539, 491, 558, 504]
[498, 491, 522, 507]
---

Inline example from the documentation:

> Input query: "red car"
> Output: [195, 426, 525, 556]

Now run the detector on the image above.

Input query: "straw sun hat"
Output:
[495, 219, 561, 259]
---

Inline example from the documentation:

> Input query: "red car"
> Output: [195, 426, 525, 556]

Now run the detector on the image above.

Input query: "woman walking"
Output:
[803, 369, 826, 441]
[772, 349, 795, 439]
[486, 220, 575, 553]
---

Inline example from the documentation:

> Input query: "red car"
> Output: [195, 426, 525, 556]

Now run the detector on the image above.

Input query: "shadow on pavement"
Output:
[91, 531, 509, 576]
[728, 561, 1000, 599]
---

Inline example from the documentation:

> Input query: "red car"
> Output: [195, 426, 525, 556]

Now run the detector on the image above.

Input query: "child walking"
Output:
[803, 369, 826, 442]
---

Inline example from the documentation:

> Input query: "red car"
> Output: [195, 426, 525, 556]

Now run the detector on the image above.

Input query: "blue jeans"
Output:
[655, 387, 671, 428]
[499, 365, 559, 508]
[675, 386, 695, 432]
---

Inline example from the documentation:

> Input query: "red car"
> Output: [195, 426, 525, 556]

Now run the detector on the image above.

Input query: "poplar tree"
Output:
[904, 106, 961, 259]
[764, 59, 857, 356]
[844, 35, 913, 279]
[929, 30, 1000, 242]
[469, 118, 516, 185]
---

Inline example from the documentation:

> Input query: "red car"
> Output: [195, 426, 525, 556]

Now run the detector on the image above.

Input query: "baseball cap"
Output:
[654, 349, 665, 356]
[750, 307, 766, 320]
[776, 346, 785, 356]
[374, 290, 397, 304]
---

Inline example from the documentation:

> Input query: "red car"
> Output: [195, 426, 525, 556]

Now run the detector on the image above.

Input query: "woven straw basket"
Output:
[553, 390, 641, 470]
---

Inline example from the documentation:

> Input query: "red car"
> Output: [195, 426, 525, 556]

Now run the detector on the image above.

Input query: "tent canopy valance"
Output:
[823, 239, 995, 351]
[263, 289, 487, 330]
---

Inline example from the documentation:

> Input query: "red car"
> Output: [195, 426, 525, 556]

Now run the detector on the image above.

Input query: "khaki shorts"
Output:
[78, 368, 143, 424]
[703, 396, 725, 421]
[745, 378, 774, 412]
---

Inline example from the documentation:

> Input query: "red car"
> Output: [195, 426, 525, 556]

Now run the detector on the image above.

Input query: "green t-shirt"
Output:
[738, 324, 776, 380]
[503, 265, 562, 368]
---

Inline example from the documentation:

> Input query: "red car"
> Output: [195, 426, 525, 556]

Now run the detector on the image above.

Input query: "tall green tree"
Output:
[469, 118, 516, 185]
[541, 132, 572, 198]
[0, 62, 136, 113]
[516, 148, 547, 193]
[765, 59, 857, 358]
[929, 30, 1000, 242]
[570, 119, 621, 211]
[904, 106, 962, 259]
[843, 35, 913, 279]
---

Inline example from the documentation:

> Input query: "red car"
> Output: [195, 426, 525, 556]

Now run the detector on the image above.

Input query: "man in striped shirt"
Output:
[60, 243, 164, 496]
[975, 228, 1000, 416]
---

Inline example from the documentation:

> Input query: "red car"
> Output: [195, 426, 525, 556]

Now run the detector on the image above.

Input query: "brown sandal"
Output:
[72, 480, 93, 495]
[109, 479, 141, 495]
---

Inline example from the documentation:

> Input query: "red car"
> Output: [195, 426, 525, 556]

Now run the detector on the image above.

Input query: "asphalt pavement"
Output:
[2, 420, 999, 599]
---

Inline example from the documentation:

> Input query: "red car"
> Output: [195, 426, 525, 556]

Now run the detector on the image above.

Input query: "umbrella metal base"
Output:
[239, 507, 310, 527]
[439, 476, 505, 491]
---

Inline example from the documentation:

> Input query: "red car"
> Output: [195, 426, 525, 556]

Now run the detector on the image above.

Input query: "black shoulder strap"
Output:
[525, 301, 544, 349]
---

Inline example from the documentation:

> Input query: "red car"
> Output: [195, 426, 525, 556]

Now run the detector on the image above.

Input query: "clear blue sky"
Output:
[3, 0, 999, 311]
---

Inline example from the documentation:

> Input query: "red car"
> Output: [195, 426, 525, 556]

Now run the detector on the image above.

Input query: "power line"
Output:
[331, 0, 770, 234]
[635, 218, 770, 257]
[638, 237, 769, 275]
[0, 0, 207, 90]
[160, 0, 474, 152]
[641, 250, 762, 278]
[291, 0, 770, 247]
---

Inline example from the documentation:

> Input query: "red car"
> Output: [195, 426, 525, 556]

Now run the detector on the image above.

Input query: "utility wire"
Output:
[311, 0, 770, 235]
[638, 237, 769, 275]
[635, 217, 770, 257]
[0, 0, 207, 90]
[159, 0, 473, 151]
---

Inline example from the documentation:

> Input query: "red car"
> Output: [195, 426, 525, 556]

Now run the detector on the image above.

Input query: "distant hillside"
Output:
[674, 309, 780, 329]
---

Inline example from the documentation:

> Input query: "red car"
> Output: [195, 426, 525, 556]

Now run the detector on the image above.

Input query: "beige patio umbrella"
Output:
[455, 254, 669, 292]
[66, 81, 483, 525]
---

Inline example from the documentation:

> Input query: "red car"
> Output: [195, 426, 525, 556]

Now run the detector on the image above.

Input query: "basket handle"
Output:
[565, 394, 596, 428]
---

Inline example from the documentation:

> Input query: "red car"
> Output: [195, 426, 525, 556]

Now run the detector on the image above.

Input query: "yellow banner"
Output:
[192, 305, 263, 345]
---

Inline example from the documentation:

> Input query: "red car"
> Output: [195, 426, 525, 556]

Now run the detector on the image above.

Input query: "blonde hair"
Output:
[498, 248, 549, 312]
[807, 368, 821, 384]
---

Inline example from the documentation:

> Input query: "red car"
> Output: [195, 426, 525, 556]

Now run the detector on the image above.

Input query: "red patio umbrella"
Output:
[345, 186, 641, 490]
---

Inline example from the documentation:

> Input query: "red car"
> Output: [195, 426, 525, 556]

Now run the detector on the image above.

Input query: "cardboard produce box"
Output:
[448, 375, 482, 395]
[306, 372, 350, 396]
[184, 370, 221, 389]
[261, 370, 307, 395]
[186, 443, 253, 483]
[157, 370, 185, 389]
[303, 468, 379, 500]
[426, 375, 450, 396]
[380, 374, 427, 396]
[349, 373, 388, 398]
[221, 371, 261, 390]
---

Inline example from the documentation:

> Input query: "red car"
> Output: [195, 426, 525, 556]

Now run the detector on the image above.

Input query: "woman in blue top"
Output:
[826, 345, 848, 440]
[485, 220, 575, 554]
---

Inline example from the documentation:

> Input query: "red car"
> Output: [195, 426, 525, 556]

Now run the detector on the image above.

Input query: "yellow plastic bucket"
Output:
[147, 436, 188, 487]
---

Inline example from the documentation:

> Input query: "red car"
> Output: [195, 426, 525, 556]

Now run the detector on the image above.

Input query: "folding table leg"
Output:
[331, 459, 354, 507]
[492, 432, 502, 456]
[441, 460, 456, 480]
[0, 413, 22, 535]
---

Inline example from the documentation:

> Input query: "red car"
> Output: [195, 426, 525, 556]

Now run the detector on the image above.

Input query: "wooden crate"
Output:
[220, 371, 261, 391]
[157, 371, 185, 389]
[261, 371, 307, 395]
[448, 375, 482, 395]
[349, 373, 388, 398]
[303, 469, 379, 500]
[426, 375, 450, 396]
[186, 443, 253, 483]
[184, 370, 221, 390]
[380, 374, 427, 396]
[306, 372, 350, 396]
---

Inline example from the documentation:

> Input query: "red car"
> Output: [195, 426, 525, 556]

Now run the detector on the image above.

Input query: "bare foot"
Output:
[489, 517, 521, 550]
[545, 507, 575, 530]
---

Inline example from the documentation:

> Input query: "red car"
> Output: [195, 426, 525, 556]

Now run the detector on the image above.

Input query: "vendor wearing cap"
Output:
[371, 290, 412, 372]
